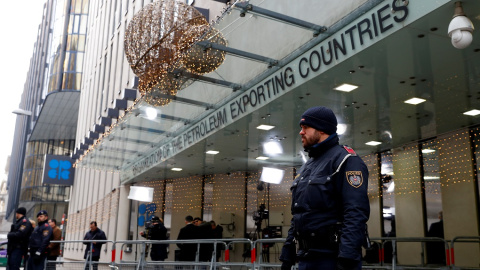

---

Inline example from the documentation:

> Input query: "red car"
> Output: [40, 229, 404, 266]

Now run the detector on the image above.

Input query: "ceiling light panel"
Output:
[334, 83, 358, 92]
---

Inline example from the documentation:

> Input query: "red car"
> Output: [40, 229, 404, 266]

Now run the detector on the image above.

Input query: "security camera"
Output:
[448, 2, 474, 49]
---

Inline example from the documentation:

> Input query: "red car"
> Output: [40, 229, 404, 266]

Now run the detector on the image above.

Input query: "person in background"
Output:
[193, 218, 214, 262]
[426, 211, 445, 265]
[47, 218, 62, 269]
[7, 207, 33, 270]
[177, 215, 198, 263]
[211, 220, 224, 262]
[83, 221, 107, 270]
[27, 210, 53, 270]
[140, 215, 168, 267]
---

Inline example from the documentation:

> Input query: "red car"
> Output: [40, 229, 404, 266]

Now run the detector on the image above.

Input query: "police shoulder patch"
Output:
[43, 230, 49, 236]
[343, 145, 357, 156]
[20, 225, 26, 231]
[346, 171, 363, 188]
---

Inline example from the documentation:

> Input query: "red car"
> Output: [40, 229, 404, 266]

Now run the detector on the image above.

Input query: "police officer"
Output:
[7, 207, 33, 270]
[27, 210, 53, 270]
[280, 106, 370, 270]
[140, 216, 168, 265]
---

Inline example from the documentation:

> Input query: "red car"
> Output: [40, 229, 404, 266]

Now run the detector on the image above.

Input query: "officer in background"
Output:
[280, 106, 370, 270]
[7, 207, 33, 270]
[27, 210, 53, 270]
[140, 216, 168, 263]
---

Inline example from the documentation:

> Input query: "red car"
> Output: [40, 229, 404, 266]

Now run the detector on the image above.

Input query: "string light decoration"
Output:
[66, 190, 119, 235]
[142, 72, 189, 106]
[392, 145, 422, 196]
[124, 0, 227, 107]
[140, 180, 166, 213]
[437, 130, 474, 187]
[363, 154, 381, 200]
[177, 24, 227, 74]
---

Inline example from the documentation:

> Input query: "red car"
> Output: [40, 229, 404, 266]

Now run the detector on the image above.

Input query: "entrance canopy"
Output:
[75, 0, 480, 183]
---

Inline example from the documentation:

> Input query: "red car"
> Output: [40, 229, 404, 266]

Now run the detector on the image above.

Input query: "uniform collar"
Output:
[305, 133, 339, 157]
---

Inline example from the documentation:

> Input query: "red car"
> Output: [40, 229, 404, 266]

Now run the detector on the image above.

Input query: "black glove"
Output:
[281, 261, 294, 270]
[33, 251, 42, 264]
[336, 257, 358, 270]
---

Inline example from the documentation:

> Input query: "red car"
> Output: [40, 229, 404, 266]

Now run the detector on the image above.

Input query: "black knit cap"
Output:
[37, 210, 48, 217]
[299, 106, 337, 134]
[16, 207, 27, 216]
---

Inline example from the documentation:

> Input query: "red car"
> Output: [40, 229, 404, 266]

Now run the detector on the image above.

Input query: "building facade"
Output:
[8, 0, 480, 267]
[7, 0, 88, 223]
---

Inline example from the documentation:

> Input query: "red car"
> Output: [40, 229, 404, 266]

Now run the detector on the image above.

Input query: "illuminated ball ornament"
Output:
[178, 24, 227, 74]
[142, 72, 189, 106]
[124, 0, 209, 99]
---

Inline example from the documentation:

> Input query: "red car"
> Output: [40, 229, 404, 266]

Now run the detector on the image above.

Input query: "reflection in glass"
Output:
[422, 141, 442, 228]
[381, 151, 395, 235]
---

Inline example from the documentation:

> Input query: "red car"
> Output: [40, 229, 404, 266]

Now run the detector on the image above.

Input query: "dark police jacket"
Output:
[7, 215, 33, 255]
[141, 222, 168, 260]
[280, 134, 370, 262]
[177, 223, 198, 261]
[29, 220, 53, 255]
[83, 228, 107, 259]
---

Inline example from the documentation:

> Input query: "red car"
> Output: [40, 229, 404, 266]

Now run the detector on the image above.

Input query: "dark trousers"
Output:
[85, 256, 100, 270]
[7, 248, 24, 270]
[47, 255, 58, 270]
[27, 254, 47, 270]
[298, 256, 361, 270]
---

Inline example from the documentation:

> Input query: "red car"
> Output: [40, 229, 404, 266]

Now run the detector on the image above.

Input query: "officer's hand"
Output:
[281, 261, 294, 270]
[336, 257, 358, 270]
[33, 251, 42, 264]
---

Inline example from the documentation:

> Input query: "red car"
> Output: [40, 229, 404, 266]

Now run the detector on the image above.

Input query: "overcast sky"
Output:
[0, 1, 47, 176]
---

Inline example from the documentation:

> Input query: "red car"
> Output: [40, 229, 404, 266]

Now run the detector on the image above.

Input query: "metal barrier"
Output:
[47, 236, 480, 270]
[47, 239, 114, 270]
[253, 238, 289, 270]
[450, 236, 480, 270]
[367, 237, 450, 270]
[54, 238, 255, 270]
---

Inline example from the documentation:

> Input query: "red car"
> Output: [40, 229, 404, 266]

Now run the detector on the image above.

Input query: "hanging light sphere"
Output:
[124, 0, 208, 92]
[178, 24, 227, 74]
[142, 72, 189, 107]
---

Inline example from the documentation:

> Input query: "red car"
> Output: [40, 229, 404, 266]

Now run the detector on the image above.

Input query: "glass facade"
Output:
[20, 140, 74, 203]
[45, 0, 88, 94]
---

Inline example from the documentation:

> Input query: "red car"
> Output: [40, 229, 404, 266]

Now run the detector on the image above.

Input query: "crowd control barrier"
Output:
[449, 236, 480, 270]
[46, 236, 480, 270]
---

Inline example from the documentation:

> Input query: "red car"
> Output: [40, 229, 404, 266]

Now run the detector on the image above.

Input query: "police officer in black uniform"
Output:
[27, 210, 53, 270]
[280, 106, 370, 270]
[7, 207, 33, 270]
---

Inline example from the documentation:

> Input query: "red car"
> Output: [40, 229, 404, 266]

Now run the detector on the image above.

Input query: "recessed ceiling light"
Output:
[366, 141, 381, 146]
[422, 149, 435, 154]
[206, 150, 219, 155]
[334, 83, 358, 92]
[257, 124, 275, 130]
[171, 168, 182, 171]
[463, 109, 480, 116]
[256, 156, 269, 160]
[404, 97, 426, 105]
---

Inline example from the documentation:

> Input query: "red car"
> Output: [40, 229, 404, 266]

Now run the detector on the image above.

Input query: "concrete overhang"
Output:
[30, 90, 80, 141]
